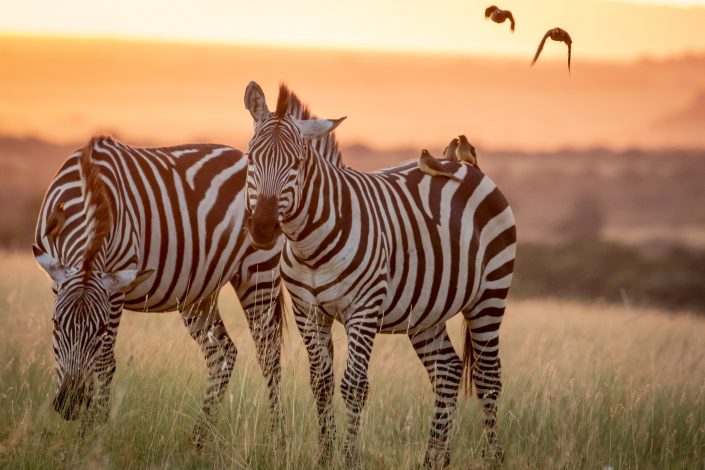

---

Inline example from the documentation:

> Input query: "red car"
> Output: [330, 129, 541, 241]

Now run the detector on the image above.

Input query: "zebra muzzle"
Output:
[54, 375, 90, 421]
[246, 195, 281, 250]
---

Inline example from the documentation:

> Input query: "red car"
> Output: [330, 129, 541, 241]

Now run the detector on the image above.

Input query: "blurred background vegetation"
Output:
[1, 135, 704, 314]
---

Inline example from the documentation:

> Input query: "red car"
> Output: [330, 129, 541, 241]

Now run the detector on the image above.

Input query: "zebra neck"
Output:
[280, 148, 341, 262]
[87, 153, 141, 272]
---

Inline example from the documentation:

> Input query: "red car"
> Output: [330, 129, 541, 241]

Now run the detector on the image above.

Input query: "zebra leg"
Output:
[88, 298, 124, 426]
[340, 313, 377, 468]
[293, 303, 336, 465]
[410, 325, 462, 469]
[90, 329, 118, 424]
[181, 293, 237, 448]
[231, 276, 283, 442]
[465, 303, 505, 462]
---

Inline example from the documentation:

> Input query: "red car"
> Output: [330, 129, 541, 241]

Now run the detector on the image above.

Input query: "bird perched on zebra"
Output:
[485, 5, 515, 32]
[531, 27, 573, 72]
[456, 134, 479, 167]
[418, 149, 461, 181]
[443, 137, 459, 161]
[43, 202, 65, 242]
[34, 136, 288, 446]
[243, 82, 516, 468]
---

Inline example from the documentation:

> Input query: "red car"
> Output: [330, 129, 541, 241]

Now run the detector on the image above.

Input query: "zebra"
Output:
[243, 82, 517, 468]
[32, 135, 291, 446]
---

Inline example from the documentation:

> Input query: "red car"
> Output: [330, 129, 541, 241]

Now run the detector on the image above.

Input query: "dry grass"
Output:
[0, 250, 703, 468]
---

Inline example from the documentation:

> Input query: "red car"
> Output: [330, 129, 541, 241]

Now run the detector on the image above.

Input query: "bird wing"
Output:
[485, 5, 497, 18]
[531, 31, 550, 66]
[508, 12, 515, 32]
[423, 155, 451, 173]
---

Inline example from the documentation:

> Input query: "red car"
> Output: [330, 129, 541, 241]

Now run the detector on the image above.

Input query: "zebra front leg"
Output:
[233, 278, 284, 443]
[90, 334, 118, 425]
[293, 303, 336, 466]
[410, 325, 462, 469]
[87, 301, 124, 427]
[340, 312, 377, 468]
[181, 293, 237, 448]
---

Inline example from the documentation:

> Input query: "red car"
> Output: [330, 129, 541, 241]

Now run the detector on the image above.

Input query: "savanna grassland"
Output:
[0, 250, 704, 469]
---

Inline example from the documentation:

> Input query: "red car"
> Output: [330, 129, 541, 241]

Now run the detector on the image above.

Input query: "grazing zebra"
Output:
[243, 82, 517, 468]
[33, 136, 288, 446]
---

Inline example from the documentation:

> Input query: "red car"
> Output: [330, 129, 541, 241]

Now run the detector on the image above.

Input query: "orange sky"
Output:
[2, 1, 705, 150]
[2, 35, 705, 151]
[2, 0, 705, 59]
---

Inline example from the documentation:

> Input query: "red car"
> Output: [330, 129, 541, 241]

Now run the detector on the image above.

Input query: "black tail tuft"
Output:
[461, 320, 474, 396]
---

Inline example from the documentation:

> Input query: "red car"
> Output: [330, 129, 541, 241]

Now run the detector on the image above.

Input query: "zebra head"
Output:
[243, 81, 344, 249]
[34, 246, 152, 419]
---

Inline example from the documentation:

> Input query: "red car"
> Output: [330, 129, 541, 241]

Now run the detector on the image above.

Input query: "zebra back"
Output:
[35, 137, 252, 311]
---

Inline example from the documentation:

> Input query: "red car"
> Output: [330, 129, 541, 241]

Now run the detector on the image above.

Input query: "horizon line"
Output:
[3, 30, 705, 64]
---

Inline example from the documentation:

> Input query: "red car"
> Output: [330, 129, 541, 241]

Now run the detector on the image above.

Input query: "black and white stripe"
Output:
[244, 83, 516, 467]
[34, 137, 286, 445]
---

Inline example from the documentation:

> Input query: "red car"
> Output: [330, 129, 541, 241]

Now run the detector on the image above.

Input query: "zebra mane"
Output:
[281, 84, 344, 168]
[275, 84, 290, 119]
[79, 136, 113, 279]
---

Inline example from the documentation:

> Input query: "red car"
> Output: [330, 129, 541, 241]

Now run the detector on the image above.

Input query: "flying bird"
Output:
[44, 202, 66, 239]
[531, 27, 572, 72]
[418, 149, 461, 182]
[455, 135, 478, 167]
[485, 5, 515, 32]
[443, 138, 460, 161]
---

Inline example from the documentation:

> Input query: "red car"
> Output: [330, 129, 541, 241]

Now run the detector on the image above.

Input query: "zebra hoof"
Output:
[190, 423, 209, 450]
[317, 444, 334, 468]
[269, 415, 286, 448]
[482, 442, 504, 467]
[423, 444, 450, 469]
[344, 445, 362, 469]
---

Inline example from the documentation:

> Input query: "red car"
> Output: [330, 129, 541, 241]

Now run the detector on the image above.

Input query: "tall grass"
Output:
[0, 250, 703, 468]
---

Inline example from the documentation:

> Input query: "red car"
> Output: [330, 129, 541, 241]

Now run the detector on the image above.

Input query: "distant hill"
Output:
[650, 89, 705, 146]
[2, 134, 705, 250]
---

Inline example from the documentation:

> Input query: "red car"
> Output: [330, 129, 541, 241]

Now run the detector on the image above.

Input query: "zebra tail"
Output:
[461, 319, 474, 396]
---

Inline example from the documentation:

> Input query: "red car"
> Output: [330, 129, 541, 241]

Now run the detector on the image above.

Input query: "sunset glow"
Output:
[1, 0, 705, 59]
[2, 0, 705, 150]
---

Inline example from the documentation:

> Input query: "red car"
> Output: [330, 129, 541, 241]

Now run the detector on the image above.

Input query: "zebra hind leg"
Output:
[293, 303, 336, 466]
[181, 293, 237, 448]
[232, 277, 284, 445]
[410, 325, 462, 469]
[463, 302, 506, 463]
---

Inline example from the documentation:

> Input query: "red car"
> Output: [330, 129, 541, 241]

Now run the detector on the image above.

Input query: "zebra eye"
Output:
[293, 159, 302, 170]
[52, 317, 59, 329]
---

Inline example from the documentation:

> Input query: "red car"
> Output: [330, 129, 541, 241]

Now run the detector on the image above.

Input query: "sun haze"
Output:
[1, 0, 705, 150]
[1, 0, 705, 59]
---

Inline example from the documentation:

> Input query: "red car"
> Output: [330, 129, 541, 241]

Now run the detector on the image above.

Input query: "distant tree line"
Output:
[512, 194, 705, 314]
[512, 238, 705, 314]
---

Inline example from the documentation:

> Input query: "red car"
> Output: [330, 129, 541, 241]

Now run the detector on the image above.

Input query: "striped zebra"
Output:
[33, 136, 289, 446]
[243, 82, 517, 468]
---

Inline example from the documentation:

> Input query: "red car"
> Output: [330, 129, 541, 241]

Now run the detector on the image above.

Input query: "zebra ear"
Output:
[33, 244, 77, 285]
[295, 117, 346, 141]
[101, 268, 155, 293]
[245, 81, 269, 124]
